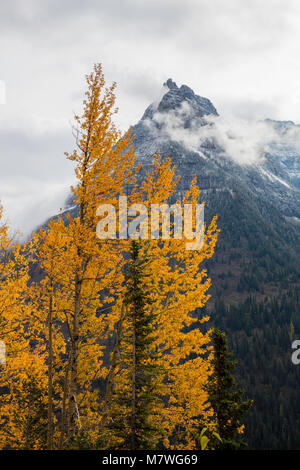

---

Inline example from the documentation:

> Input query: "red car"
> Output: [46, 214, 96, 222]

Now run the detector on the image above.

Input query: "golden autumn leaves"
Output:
[0, 64, 219, 450]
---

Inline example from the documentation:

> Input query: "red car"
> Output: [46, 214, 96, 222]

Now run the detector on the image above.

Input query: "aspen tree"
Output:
[38, 64, 136, 446]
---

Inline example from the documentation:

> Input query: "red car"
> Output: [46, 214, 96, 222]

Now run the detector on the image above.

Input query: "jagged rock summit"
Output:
[141, 78, 218, 122]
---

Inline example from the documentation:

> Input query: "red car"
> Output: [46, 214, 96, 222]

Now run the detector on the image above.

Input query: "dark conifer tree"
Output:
[207, 328, 252, 450]
[106, 240, 161, 450]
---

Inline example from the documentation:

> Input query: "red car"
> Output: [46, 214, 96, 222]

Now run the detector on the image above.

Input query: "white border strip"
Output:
[0, 80, 6, 104]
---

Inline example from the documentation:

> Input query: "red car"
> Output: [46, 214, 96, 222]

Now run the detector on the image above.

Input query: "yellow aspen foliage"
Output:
[136, 165, 219, 449]
[103, 155, 219, 449]
[35, 218, 125, 448]
[28, 64, 137, 448]
[0, 207, 47, 449]
[59, 65, 136, 446]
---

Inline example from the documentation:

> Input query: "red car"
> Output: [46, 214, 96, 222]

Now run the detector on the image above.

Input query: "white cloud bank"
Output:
[1, 0, 300, 234]
[144, 100, 300, 166]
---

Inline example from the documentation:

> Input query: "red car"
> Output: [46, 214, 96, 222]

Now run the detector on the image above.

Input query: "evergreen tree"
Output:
[126, 240, 160, 449]
[207, 328, 252, 450]
[105, 240, 161, 450]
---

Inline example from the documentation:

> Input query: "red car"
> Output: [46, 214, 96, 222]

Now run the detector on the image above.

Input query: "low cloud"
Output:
[2, 181, 72, 240]
[0, 114, 75, 238]
[144, 101, 300, 166]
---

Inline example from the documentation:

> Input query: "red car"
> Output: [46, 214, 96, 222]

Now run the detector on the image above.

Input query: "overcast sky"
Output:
[1, 0, 300, 235]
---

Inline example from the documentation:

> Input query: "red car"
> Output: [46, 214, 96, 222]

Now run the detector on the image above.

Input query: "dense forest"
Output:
[203, 189, 300, 449]
[212, 292, 300, 449]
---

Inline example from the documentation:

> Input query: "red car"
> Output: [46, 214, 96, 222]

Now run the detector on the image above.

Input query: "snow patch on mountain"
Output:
[260, 168, 292, 189]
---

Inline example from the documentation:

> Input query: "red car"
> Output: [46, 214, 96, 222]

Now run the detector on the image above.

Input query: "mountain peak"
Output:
[141, 79, 218, 122]
[165, 78, 178, 90]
